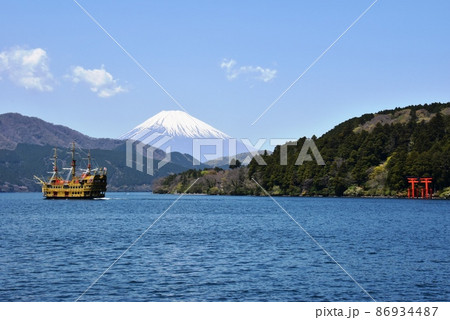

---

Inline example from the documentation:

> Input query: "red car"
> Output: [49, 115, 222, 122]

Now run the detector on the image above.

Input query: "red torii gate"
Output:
[407, 177, 432, 199]
[420, 177, 432, 199]
[407, 177, 418, 199]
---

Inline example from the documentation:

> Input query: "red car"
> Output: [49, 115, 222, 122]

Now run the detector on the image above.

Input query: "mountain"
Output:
[120, 110, 230, 140]
[204, 150, 272, 169]
[0, 113, 123, 150]
[0, 112, 208, 192]
[153, 102, 450, 198]
[119, 110, 249, 161]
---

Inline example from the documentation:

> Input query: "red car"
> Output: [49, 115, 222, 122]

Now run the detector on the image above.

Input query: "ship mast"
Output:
[53, 147, 58, 174]
[71, 142, 76, 178]
[87, 150, 91, 175]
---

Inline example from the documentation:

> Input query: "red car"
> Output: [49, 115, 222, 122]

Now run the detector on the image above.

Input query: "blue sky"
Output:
[0, 0, 449, 144]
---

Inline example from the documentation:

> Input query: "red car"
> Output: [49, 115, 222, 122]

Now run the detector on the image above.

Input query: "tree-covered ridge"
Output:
[153, 167, 259, 195]
[154, 102, 450, 197]
[0, 113, 123, 150]
[249, 102, 450, 197]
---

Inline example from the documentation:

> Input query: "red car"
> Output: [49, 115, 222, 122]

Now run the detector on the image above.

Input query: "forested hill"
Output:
[0, 113, 123, 150]
[153, 102, 450, 197]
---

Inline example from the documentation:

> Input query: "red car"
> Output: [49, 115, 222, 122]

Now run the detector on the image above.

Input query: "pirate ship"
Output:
[34, 142, 107, 199]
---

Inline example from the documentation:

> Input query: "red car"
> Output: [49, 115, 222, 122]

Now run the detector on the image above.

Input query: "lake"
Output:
[0, 192, 449, 301]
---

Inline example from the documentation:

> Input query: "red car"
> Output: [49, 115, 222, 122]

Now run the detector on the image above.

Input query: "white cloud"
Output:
[0, 47, 54, 91]
[70, 65, 126, 98]
[220, 59, 237, 73]
[220, 58, 276, 82]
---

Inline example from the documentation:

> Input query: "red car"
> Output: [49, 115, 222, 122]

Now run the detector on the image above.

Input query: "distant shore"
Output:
[2, 190, 448, 200]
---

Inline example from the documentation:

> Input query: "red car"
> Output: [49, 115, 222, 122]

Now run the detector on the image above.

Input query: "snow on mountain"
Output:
[120, 110, 245, 160]
[120, 110, 230, 140]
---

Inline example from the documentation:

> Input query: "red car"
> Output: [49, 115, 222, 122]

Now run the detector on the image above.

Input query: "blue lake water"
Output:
[0, 192, 449, 302]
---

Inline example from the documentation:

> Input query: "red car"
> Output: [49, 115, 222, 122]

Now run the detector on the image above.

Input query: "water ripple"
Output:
[0, 193, 449, 301]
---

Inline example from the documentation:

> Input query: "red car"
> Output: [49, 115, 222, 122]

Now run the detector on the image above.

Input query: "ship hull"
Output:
[40, 177, 107, 199]
[44, 195, 105, 200]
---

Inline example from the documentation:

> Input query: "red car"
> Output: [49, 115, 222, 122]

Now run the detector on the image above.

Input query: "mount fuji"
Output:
[120, 110, 230, 140]
[120, 110, 247, 162]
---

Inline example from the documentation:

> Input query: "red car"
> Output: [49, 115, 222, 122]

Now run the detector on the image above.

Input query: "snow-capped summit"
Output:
[120, 110, 243, 160]
[120, 110, 230, 140]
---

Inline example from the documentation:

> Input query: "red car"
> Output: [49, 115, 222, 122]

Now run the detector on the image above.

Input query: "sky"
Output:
[0, 0, 449, 146]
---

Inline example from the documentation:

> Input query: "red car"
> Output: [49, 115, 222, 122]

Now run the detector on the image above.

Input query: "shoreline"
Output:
[2, 190, 448, 200]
